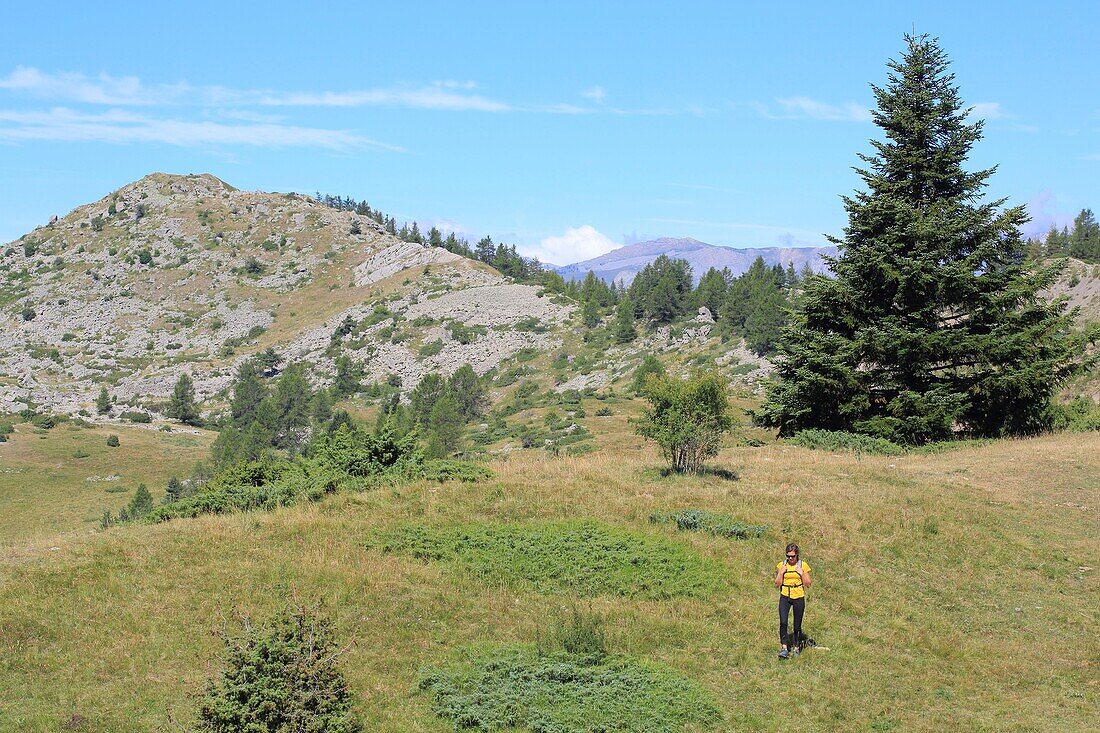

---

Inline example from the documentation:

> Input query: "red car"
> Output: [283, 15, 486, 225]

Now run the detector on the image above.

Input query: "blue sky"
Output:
[1, 1, 1097, 264]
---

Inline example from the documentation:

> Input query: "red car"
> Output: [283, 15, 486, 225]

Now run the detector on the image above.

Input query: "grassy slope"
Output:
[0, 421, 213, 553]
[0, 409, 1097, 731]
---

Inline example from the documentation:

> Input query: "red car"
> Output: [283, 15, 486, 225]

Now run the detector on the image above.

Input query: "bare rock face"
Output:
[696, 306, 715, 323]
[354, 241, 461, 286]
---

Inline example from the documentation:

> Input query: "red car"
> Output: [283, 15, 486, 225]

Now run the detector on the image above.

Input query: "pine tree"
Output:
[694, 267, 729, 319]
[272, 363, 313, 450]
[165, 476, 185, 504]
[230, 359, 268, 427]
[757, 35, 1088, 443]
[581, 297, 601, 328]
[127, 484, 154, 519]
[612, 297, 637, 343]
[410, 373, 448, 427]
[448, 364, 488, 422]
[425, 392, 464, 458]
[332, 355, 361, 397]
[95, 386, 112, 415]
[311, 388, 334, 426]
[166, 373, 201, 426]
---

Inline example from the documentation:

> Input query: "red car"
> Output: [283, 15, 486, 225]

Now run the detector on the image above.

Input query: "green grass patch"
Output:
[376, 520, 724, 599]
[418, 645, 722, 733]
[649, 509, 767, 539]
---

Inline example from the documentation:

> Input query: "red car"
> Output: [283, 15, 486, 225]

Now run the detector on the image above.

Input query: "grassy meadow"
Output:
[0, 405, 1097, 731]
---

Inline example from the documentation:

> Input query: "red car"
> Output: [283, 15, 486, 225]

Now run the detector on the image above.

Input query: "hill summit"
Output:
[0, 173, 572, 417]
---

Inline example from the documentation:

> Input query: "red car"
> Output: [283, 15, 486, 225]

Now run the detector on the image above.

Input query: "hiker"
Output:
[774, 542, 811, 659]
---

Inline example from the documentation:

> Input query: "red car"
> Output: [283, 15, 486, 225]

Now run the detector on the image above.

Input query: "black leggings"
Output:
[779, 595, 805, 645]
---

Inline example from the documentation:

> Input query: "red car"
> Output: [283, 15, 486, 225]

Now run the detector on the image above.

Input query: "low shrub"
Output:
[419, 339, 444, 357]
[419, 646, 721, 733]
[106, 434, 120, 447]
[649, 509, 767, 539]
[376, 520, 723, 599]
[787, 428, 906, 456]
[120, 410, 152, 424]
[1052, 396, 1100, 433]
[198, 603, 363, 733]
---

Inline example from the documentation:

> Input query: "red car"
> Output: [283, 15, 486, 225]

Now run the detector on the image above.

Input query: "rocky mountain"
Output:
[0, 173, 575, 417]
[555, 237, 836, 285]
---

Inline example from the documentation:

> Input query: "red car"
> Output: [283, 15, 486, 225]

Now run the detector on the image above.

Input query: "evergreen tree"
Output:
[694, 267, 729, 319]
[272, 363, 313, 451]
[332, 355, 361, 397]
[409, 221, 422, 244]
[448, 364, 488, 422]
[425, 392, 464, 458]
[757, 35, 1089, 443]
[628, 255, 693, 323]
[1070, 209, 1099, 261]
[230, 360, 267, 426]
[165, 476, 185, 504]
[632, 355, 667, 394]
[127, 484, 154, 519]
[581, 297, 601, 328]
[95, 386, 112, 415]
[428, 226, 443, 248]
[476, 236, 495, 264]
[612, 297, 637, 343]
[166, 373, 201, 426]
[410, 373, 448, 427]
[311, 388, 334, 426]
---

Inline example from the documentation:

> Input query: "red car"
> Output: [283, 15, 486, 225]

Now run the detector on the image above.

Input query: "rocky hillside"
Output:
[0, 174, 576, 417]
[555, 237, 835, 285]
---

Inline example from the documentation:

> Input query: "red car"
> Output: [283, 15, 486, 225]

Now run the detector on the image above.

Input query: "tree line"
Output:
[1027, 208, 1100, 263]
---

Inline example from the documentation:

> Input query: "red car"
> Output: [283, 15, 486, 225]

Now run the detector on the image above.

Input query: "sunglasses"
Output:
[786, 554, 798, 559]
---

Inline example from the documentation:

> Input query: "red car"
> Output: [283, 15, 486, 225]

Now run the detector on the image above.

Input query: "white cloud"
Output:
[525, 225, 618, 265]
[967, 101, 1005, 120]
[0, 68, 512, 112]
[753, 96, 871, 122]
[0, 107, 388, 150]
[581, 86, 606, 104]
[0, 67, 690, 117]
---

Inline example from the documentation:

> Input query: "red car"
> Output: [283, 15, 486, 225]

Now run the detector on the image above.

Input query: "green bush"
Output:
[28, 413, 57, 430]
[635, 372, 736, 473]
[419, 339, 444, 357]
[377, 520, 723, 599]
[419, 646, 721, 733]
[198, 603, 363, 733]
[106, 434, 120, 447]
[538, 607, 609, 661]
[120, 410, 152, 424]
[787, 429, 906, 456]
[1052, 396, 1100, 432]
[649, 509, 767, 539]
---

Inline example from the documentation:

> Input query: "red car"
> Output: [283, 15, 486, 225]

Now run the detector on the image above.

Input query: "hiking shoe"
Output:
[792, 647, 801, 657]
[778, 648, 789, 659]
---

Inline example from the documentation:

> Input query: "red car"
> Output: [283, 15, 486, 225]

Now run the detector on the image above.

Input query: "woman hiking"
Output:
[774, 542, 811, 659]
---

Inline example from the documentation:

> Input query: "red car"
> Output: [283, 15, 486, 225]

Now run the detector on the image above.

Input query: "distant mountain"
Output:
[555, 237, 836, 285]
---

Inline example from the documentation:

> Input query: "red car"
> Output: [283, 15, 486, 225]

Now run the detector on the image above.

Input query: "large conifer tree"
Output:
[757, 35, 1088, 443]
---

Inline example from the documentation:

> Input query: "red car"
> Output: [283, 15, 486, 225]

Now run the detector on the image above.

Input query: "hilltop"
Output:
[555, 237, 836, 285]
[0, 174, 578, 417]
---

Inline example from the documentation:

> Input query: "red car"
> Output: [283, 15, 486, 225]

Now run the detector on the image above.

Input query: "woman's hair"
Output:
[785, 543, 800, 556]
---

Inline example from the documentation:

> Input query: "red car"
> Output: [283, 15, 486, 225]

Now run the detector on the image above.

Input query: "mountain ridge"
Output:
[554, 236, 836, 285]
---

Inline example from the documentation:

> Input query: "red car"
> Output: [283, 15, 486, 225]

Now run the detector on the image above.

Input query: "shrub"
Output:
[419, 646, 721, 733]
[418, 339, 444, 357]
[649, 509, 767, 539]
[377, 520, 723, 599]
[635, 373, 736, 473]
[120, 410, 152, 424]
[29, 413, 57, 430]
[106, 434, 120, 447]
[21, 305, 35, 321]
[1052, 396, 1100, 433]
[197, 603, 363, 733]
[787, 428, 906, 456]
[595, 407, 613, 417]
[137, 249, 153, 265]
[632, 355, 666, 394]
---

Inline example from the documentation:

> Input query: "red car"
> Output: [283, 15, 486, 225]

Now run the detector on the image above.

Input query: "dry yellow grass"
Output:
[0, 416, 1096, 731]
